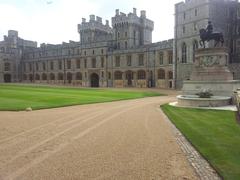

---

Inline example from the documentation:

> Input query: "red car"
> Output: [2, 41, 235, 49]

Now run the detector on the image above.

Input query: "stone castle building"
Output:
[1, 0, 240, 90]
[0, 8, 174, 89]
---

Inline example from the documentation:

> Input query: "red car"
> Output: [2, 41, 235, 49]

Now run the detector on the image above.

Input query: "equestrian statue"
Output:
[199, 21, 224, 48]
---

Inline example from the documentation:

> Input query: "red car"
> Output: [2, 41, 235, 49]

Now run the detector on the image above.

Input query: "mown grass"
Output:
[161, 104, 240, 180]
[0, 84, 162, 111]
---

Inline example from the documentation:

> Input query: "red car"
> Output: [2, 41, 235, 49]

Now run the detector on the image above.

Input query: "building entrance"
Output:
[4, 74, 11, 83]
[90, 73, 99, 87]
[126, 71, 133, 86]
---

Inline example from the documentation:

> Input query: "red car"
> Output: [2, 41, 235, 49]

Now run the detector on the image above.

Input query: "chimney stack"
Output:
[90, 14, 95, 21]
[116, 9, 120, 15]
[140, 10, 146, 18]
[133, 8, 137, 15]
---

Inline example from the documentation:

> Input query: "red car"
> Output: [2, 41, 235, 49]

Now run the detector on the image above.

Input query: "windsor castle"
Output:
[1, 0, 240, 89]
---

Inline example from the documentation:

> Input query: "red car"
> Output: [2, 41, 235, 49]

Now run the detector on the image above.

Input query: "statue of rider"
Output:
[206, 21, 213, 36]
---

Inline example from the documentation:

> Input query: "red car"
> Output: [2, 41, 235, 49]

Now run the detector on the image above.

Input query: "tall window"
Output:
[4, 63, 10, 71]
[125, 41, 128, 49]
[183, 26, 186, 34]
[115, 56, 120, 67]
[168, 71, 173, 80]
[84, 58, 87, 68]
[183, 12, 186, 20]
[134, 31, 136, 45]
[138, 54, 144, 66]
[195, 9, 198, 16]
[36, 63, 39, 71]
[24, 63, 26, 71]
[114, 71, 122, 80]
[67, 60, 71, 69]
[76, 59, 81, 69]
[50, 61, 54, 70]
[29, 63, 32, 71]
[58, 61, 62, 70]
[127, 55, 132, 66]
[158, 69, 165, 79]
[101, 57, 104, 68]
[182, 43, 187, 63]
[42, 62, 46, 70]
[159, 53, 164, 65]
[168, 53, 173, 64]
[137, 70, 146, 80]
[92, 58, 96, 68]
[76, 72, 82, 80]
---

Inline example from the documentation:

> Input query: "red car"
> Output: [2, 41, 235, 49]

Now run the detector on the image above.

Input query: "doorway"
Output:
[90, 73, 99, 87]
[4, 74, 11, 83]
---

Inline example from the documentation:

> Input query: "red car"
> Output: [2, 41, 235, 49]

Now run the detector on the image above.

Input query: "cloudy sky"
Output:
[0, 0, 181, 45]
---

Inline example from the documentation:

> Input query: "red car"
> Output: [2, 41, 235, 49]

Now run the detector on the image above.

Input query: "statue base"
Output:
[182, 47, 240, 97]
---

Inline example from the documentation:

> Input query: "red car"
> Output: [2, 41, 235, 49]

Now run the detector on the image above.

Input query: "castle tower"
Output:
[78, 15, 113, 44]
[112, 8, 154, 49]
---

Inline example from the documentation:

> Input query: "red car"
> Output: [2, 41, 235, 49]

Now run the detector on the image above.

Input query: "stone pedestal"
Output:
[182, 47, 240, 96]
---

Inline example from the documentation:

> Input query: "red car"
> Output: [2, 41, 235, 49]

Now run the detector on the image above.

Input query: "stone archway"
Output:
[90, 73, 99, 87]
[125, 71, 133, 86]
[4, 74, 11, 83]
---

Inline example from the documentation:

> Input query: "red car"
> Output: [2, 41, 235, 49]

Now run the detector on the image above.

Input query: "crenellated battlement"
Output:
[112, 8, 154, 30]
[78, 15, 112, 34]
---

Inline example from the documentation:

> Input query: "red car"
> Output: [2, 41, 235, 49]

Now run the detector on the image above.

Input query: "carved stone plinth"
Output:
[182, 47, 240, 96]
[190, 48, 233, 81]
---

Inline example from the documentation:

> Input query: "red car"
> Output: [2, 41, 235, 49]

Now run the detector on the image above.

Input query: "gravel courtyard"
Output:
[0, 95, 198, 180]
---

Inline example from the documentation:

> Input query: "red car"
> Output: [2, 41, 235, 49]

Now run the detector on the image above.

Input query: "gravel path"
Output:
[0, 96, 198, 180]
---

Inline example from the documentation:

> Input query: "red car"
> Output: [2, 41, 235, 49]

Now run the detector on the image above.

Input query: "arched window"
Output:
[193, 40, 198, 62]
[76, 72, 82, 80]
[50, 73, 55, 80]
[58, 73, 63, 80]
[168, 71, 173, 80]
[23, 74, 27, 80]
[29, 74, 33, 81]
[114, 71, 122, 80]
[42, 73, 47, 80]
[137, 70, 146, 80]
[35, 74, 40, 80]
[158, 69, 165, 79]
[182, 43, 187, 63]
[67, 72, 72, 83]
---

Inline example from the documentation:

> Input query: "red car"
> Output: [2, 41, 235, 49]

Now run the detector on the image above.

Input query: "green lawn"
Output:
[161, 104, 240, 180]
[0, 84, 162, 111]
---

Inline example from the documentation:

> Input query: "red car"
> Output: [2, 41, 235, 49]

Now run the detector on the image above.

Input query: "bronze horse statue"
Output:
[199, 29, 224, 48]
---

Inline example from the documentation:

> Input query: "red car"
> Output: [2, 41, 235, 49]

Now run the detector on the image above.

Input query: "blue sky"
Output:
[0, 0, 181, 45]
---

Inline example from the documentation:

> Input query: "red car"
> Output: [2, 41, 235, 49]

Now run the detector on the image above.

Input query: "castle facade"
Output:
[1, 0, 240, 90]
[0, 8, 173, 89]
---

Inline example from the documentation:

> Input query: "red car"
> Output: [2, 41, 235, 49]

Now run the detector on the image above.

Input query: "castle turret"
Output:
[112, 8, 154, 49]
[78, 15, 113, 45]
